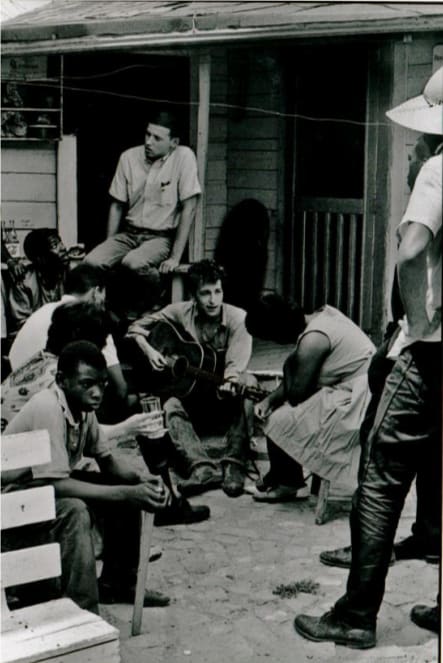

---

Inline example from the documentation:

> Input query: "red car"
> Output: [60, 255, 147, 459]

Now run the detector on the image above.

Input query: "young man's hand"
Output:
[125, 479, 170, 511]
[135, 335, 168, 371]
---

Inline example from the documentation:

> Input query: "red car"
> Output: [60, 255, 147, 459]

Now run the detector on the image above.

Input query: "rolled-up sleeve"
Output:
[109, 153, 129, 203]
[178, 148, 201, 202]
[224, 309, 252, 381]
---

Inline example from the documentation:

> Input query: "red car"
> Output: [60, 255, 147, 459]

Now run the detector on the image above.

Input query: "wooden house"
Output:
[2, 1, 443, 341]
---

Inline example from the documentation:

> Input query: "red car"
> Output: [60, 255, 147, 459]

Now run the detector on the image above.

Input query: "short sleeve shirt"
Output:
[109, 145, 201, 231]
[397, 154, 441, 344]
[4, 385, 111, 480]
[9, 295, 119, 370]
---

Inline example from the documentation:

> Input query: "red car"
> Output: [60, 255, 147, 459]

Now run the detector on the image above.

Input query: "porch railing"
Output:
[293, 197, 364, 324]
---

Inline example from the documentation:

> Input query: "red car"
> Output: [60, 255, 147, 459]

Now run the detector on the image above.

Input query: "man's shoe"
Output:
[253, 484, 309, 503]
[222, 461, 245, 498]
[410, 604, 440, 633]
[177, 465, 223, 497]
[294, 611, 376, 649]
[98, 582, 170, 607]
[394, 535, 439, 562]
[320, 545, 395, 569]
[154, 496, 210, 526]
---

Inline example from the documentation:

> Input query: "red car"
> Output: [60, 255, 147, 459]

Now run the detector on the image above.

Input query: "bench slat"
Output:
[1, 431, 51, 471]
[1, 486, 56, 530]
[2, 543, 61, 588]
[2, 598, 119, 663]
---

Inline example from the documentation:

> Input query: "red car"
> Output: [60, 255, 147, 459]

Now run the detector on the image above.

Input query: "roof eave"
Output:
[2, 16, 443, 56]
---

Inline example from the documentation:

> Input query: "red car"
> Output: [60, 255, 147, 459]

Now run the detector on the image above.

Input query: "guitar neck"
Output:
[184, 364, 266, 401]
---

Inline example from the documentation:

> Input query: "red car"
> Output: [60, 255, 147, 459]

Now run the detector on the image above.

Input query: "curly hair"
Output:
[46, 301, 110, 356]
[187, 260, 225, 297]
[57, 340, 106, 377]
[245, 294, 306, 344]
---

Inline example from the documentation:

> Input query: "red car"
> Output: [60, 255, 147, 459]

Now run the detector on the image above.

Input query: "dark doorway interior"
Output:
[284, 44, 369, 323]
[63, 52, 190, 251]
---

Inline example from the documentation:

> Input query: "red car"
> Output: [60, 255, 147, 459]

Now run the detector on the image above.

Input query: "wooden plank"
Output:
[2, 173, 56, 202]
[190, 52, 210, 263]
[2, 544, 61, 588]
[57, 135, 78, 247]
[1, 202, 57, 230]
[300, 210, 307, 305]
[298, 197, 363, 214]
[1, 486, 55, 530]
[227, 170, 276, 189]
[2, 598, 119, 663]
[311, 212, 319, 311]
[2, 147, 56, 174]
[229, 151, 278, 170]
[132, 511, 155, 636]
[207, 160, 226, 182]
[229, 117, 278, 139]
[323, 212, 331, 303]
[1, 431, 51, 471]
[334, 214, 345, 310]
[228, 188, 277, 209]
[347, 214, 358, 318]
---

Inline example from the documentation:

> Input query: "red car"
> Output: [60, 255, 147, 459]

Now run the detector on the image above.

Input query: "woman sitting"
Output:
[246, 295, 375, 502]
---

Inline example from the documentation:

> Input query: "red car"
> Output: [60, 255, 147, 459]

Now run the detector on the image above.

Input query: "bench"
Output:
[1, 429, 120, 663]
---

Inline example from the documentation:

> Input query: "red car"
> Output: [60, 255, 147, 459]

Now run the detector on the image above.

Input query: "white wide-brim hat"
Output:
[386, 66, 443, 135]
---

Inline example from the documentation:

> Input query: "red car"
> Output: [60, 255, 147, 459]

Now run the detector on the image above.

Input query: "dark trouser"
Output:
[334, 342, 441, 629]
[162, 377, 256, 477]
[265, 438, 306, 489]
[3, 471, 142, 614]
[360, 337, 440, 552]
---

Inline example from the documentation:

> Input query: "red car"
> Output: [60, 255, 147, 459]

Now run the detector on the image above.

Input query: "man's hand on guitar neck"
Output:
[217, 378, 239, 398]
[134, 334, 168, 371]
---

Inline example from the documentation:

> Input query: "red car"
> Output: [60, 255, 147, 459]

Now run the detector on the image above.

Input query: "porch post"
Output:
[190, 51, 211, 262]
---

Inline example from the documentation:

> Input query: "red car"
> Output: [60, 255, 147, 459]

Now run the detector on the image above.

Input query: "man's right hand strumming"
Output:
[134, 335, 168, 371]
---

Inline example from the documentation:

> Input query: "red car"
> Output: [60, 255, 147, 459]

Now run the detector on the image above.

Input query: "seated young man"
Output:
[9, 263, 130, 416]
[2, 340, 170, 613]
[126, 259, 257, 498]
[8, 228, 69, 335]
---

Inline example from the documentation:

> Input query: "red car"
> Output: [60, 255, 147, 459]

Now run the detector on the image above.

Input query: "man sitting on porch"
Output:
[85, 110, 201, 309]
[126, 259, 257, 498]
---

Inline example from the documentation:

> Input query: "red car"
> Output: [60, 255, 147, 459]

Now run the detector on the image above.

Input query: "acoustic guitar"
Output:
[145, 320, 267, 401]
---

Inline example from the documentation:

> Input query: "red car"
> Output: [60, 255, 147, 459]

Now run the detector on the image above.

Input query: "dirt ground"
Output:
[100, 438, 439, 663]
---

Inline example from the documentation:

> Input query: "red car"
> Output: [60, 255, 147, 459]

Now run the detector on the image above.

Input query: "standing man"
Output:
[294, 67, 442, 648]
[85, 111, 201, 304]
[127, 260, 256, 498]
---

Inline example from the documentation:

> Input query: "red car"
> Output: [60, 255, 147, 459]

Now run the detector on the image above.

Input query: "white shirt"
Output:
[388, 154, 442, 358]
[109, 145, 201, 231]
[8, 294, 119, 370]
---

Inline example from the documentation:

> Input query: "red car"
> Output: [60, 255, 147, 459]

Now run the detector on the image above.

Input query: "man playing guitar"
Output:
[126, 260, 257, 498]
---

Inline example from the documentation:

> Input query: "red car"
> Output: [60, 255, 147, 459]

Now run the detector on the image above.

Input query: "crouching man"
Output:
[2, 340, 170, 614]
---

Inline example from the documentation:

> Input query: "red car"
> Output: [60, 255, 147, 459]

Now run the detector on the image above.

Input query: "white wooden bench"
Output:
[1, 430, 120, 663]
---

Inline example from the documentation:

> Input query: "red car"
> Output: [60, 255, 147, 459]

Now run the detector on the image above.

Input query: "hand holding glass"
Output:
[139, 396, 166, 439]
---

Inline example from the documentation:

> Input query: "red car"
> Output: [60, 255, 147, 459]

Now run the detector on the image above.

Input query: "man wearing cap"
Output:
[294, 67, 442, 649]
[85, 110, 201, 303]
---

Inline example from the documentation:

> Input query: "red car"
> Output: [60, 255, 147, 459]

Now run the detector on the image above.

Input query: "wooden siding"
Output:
[203, 49, 284, 293]
[226, 51, 283, 292]
[1, 143, 57, 256]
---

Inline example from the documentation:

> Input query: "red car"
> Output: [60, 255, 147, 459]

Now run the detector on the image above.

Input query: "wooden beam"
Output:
[190, 52, 211, 263]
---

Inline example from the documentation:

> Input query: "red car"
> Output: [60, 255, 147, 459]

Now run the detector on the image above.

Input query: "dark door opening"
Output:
[285, 44, 368, 323]
[63, 52, 190, 251]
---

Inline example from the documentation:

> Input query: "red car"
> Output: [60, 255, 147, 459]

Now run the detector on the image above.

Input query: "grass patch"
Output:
[273, 579, 320, 599]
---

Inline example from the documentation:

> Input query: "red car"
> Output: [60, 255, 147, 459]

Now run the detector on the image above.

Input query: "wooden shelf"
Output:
[2, 107, 59, 112]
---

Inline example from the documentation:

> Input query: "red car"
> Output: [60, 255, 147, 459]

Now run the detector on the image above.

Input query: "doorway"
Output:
[63, 52, 190, 251]
[285, 44, 369, 325]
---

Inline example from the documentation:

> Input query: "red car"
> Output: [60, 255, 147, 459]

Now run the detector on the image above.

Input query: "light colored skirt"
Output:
[264, 374, 371, 489]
